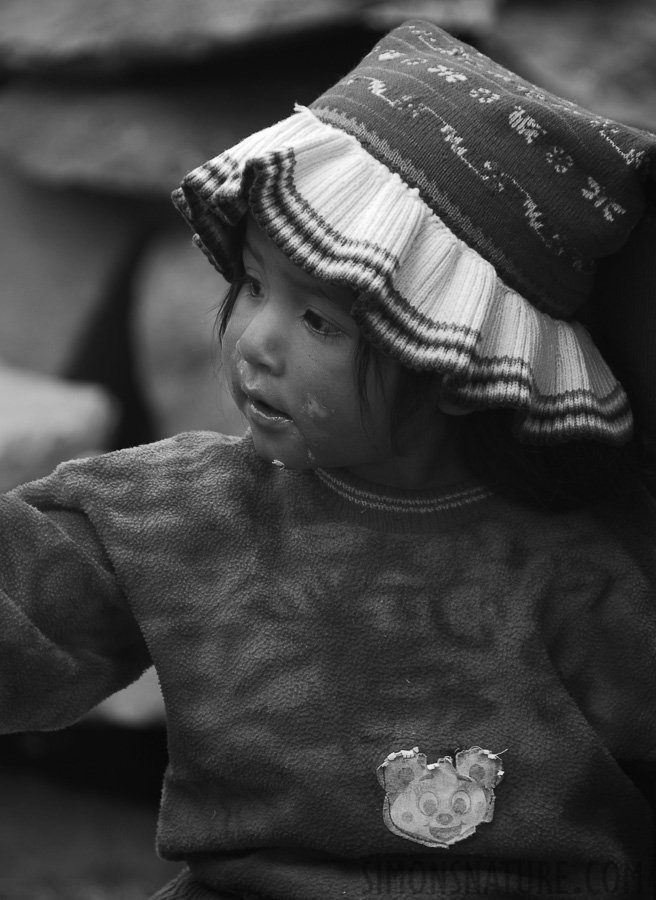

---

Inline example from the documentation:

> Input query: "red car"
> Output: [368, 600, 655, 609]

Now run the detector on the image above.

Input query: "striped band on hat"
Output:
[173, 107, 631, 443]
[173, 20, 656, 445]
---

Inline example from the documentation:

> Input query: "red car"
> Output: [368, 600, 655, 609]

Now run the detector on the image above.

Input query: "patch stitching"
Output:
[377, 746, 504, 848]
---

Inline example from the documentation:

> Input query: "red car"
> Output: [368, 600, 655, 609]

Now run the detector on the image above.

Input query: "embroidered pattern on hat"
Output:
[334, 73, 583, 269]
[508, 107, 548, 145]
[581, 178, 626, 222]
[597, 124, 647, 167]
[470, 87, 500, 104]
[426, 64, 467, 83]
[403, 20, 648, 164]
[545, 146, 574, 174]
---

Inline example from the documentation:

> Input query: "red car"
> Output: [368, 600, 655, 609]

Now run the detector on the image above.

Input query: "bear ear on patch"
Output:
[376, 746, 424, 793]
[455, 747, 505, 789]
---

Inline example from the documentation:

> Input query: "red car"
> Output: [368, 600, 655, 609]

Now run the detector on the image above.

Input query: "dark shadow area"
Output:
[0, 722, 168, 805]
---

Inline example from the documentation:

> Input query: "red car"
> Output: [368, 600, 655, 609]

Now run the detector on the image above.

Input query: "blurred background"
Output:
[0, 0, 654, 897]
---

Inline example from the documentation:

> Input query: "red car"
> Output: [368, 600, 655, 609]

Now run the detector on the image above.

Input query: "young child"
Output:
[2, 19, 656, 900]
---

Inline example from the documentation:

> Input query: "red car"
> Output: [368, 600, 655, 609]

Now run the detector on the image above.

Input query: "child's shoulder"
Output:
[102, 429, 251, 480]
[12, 430, 263, 513]
[519, 487, 656, 566]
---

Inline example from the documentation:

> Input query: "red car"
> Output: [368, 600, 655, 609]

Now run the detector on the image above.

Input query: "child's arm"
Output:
[545, 500, 656, 766]
[0, 489, 150, 734]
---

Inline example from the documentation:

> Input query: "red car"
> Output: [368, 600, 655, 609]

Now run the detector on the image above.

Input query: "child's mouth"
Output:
[247, 396, 292, 425]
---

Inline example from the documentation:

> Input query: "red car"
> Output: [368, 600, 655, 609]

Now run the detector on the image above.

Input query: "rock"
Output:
[131, 224, 245, 439]
[0, 363, 119, 492]
[0, 71, 332, 193]
[491, 0, 656, 130]
[0, 5, 401, 194]
[0, 0, 362, 73]
[0, 163, 145, 375]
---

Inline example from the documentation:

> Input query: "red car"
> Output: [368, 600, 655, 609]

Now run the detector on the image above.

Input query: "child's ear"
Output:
[438, 396, 473, 417]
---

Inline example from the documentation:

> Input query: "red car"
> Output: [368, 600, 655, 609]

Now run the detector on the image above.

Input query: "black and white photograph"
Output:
[0, 1, 654, 898]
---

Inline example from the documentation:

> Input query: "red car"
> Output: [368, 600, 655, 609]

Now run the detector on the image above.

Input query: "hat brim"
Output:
[172, 106, 632, 445]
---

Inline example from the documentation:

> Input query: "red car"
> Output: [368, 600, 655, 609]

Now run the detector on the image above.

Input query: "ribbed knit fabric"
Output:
[173, 20, 656, 446]
[1, 431, 655, 898]
[310, 23, 655, 317]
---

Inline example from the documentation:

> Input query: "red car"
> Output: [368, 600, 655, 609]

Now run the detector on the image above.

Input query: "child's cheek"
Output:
[292, 386, 362, 465]
[289, 396, 335, 464]
[221, 325, 245, 403]
[300, 393, 333, 422]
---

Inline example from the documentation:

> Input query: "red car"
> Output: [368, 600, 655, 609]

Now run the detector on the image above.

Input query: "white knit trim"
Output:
[315, 468, 492, 516]
[179, 106, 632, 443]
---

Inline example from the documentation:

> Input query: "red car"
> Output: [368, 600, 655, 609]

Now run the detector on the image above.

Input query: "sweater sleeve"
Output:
[541, 497, 656, 763]
[0, 485, 151, 734]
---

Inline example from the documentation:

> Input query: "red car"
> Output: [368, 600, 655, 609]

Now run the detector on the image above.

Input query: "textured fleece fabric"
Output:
[1, 430, 655, 899]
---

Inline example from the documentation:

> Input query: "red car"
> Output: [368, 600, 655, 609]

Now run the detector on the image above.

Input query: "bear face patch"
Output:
[377, 746, 504, 848]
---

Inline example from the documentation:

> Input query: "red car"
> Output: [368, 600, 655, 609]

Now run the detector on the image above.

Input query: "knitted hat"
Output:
[172, 20, 656, 445]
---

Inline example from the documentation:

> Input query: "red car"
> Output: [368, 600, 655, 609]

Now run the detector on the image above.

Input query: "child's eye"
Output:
[237, 273, 263, 299]
[244, 277, 263, 298]
[303, 309, 342, 338]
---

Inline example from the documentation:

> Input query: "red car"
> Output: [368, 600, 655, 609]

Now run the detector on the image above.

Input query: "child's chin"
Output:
[260, 452, 316, 472]
[251, 434, 317, 471]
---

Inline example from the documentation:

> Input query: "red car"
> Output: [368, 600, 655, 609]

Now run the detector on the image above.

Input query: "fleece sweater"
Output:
[0, 430, 655, 900]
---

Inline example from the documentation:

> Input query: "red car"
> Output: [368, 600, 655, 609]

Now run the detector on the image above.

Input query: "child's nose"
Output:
[235, 303, 286, 375]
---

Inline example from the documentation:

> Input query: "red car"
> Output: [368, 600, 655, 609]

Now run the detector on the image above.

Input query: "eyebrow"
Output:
[242, 236, 354, 314]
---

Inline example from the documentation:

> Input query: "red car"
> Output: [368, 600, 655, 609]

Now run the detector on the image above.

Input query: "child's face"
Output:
[223, 217, 451, 485]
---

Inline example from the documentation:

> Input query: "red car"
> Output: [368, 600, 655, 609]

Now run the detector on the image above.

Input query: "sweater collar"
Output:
[312, 465, 494, 533]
